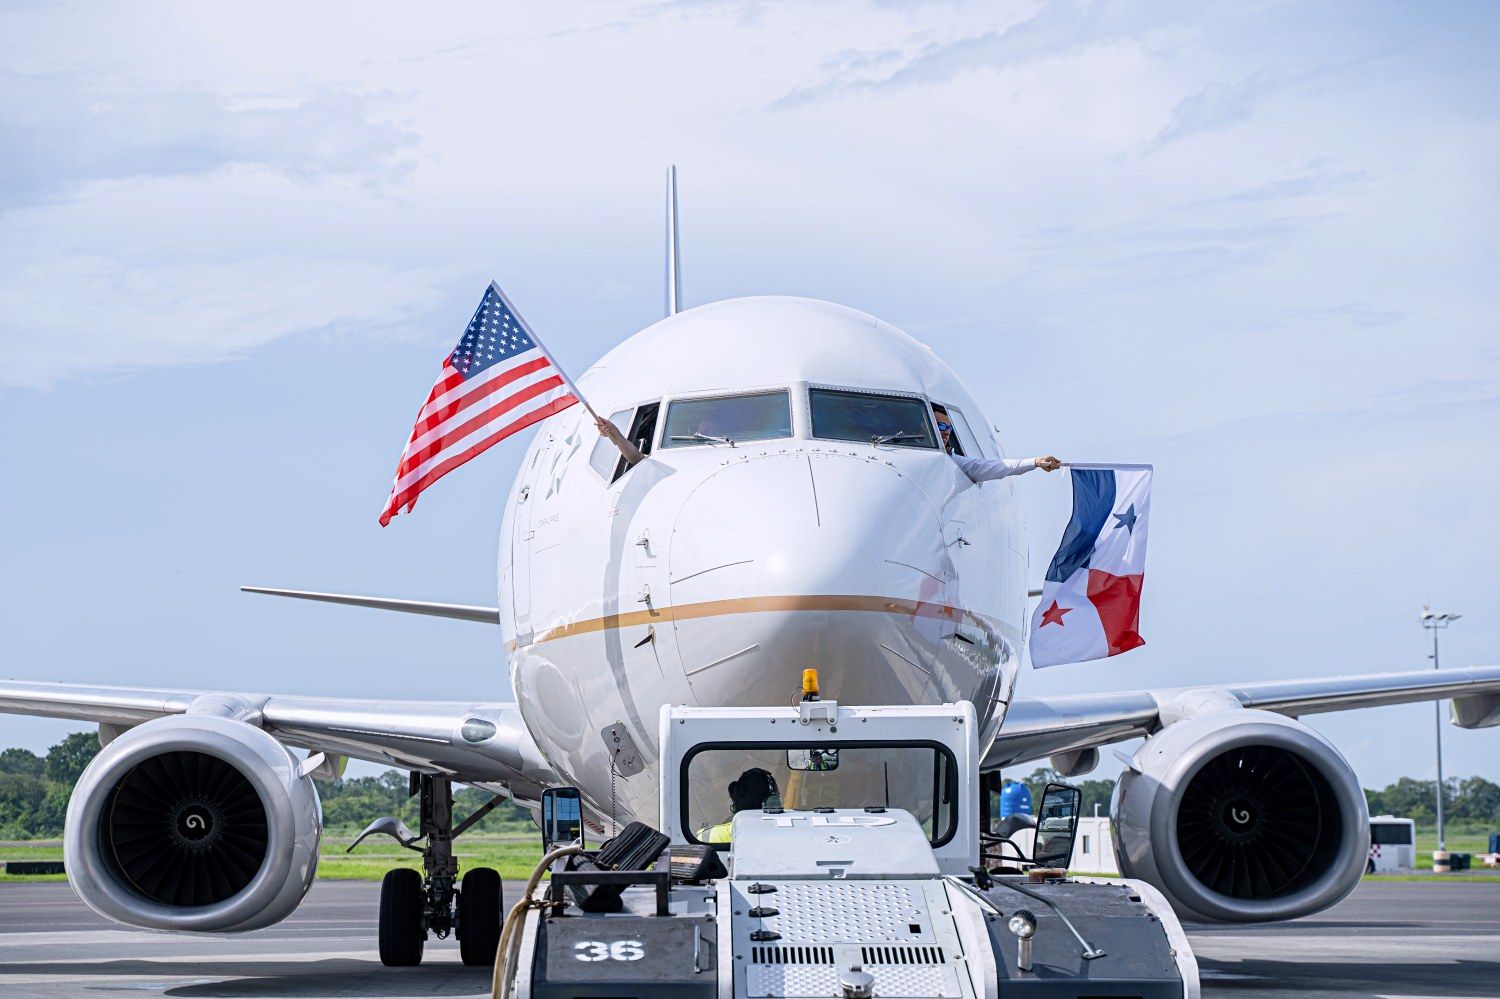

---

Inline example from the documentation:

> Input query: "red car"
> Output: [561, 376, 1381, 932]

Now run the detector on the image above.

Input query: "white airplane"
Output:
[3, 170, 1498, 967]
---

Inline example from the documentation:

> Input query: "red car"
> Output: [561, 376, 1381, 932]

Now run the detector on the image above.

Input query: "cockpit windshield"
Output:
[683, 742, 958, 847]
[809, 388, 938, 449]
[661, 390, 794, 448]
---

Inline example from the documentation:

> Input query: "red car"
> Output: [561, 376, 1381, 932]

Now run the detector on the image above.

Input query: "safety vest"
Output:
[697, 822, 733, 844]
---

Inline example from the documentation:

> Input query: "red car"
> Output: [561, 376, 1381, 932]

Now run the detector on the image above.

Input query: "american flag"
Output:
[379, 282, 579, 526]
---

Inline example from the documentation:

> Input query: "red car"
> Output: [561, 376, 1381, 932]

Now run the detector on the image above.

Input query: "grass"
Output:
[1409, 831, 1494, 869]
[5, 829, 1496, 885]
[0, 833, 547, 884]
[316, 833, 544, 881]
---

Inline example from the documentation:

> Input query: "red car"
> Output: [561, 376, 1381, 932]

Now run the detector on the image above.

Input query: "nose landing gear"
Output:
[361, 774, 506, 967]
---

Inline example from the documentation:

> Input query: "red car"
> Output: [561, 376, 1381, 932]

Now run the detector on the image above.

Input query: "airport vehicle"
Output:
[1, 172, 1498, 966]
[1367, 816, 1417, 872]
[498, 685, 1200, 998]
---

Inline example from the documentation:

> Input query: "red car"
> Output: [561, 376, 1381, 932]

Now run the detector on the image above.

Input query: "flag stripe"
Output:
[394, 375, 565, 491]
[397, 367, 465, 447]
[414, 350, 548, 429]
[398, 363, 560, 473]
[380, 392, 577, 525]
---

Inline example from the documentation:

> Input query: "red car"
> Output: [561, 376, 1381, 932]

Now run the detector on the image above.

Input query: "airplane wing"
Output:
[0, 679, 556, 792]
[985, 664, 1500, 770]
[240, 585, 501, 624]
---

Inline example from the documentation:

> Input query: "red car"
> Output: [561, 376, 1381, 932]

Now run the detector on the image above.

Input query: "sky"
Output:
[1, 0, 1496, 788]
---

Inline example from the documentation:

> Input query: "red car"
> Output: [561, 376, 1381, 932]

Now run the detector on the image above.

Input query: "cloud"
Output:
[1010, 212, 1323, 288]
[770, 0, 1176, 109]
[0, 73, 418, 210]
[1148, 53, 1379, 150]
[1149, 69, 1285, 149]
[0, 253, 446, 389]
[1186, 165, 1369, 207]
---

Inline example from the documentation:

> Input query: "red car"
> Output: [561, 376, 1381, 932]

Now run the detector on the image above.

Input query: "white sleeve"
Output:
[952, 454, 1037, 483]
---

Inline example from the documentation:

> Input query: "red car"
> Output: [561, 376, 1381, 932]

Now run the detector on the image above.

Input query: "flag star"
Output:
[1039, 600, 1070, 628]
[1112, 504, 1138, 533]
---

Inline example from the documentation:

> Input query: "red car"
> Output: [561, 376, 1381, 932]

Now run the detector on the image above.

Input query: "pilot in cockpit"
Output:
[932, 403, 1061, 483]
[695, 767, 780, 844]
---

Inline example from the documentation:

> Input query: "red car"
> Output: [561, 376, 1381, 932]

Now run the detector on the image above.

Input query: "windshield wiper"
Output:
[872, 431, 923, 446]
[670, 432, 735, 447]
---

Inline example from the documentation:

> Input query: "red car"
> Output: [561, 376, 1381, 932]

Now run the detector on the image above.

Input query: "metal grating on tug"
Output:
[737, 880, 965, 999]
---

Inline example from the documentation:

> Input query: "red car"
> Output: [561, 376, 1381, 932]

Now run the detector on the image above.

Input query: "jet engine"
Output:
[64, 714, 321, 932]
[1113, 708, 1369, 923]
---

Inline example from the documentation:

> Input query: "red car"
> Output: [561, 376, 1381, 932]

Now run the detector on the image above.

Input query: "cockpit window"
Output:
[809, 389, 938, 449]
[662, 390, 793, 448]
[588, 409, 633, 480]
[588, 402, 660, 483]
[682, 742, 958, 848]
[942, 405, 993, 460]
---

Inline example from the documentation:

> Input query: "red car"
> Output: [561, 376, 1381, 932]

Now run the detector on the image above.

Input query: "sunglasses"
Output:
[936, 421, 953, 432]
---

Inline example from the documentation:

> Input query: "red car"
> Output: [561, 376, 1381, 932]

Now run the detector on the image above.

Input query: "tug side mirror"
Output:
[1032, 782, 1082, 869]
[541, 786, 584, 850]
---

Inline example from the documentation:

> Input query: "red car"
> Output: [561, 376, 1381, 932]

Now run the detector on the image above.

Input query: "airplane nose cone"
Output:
[761, 533, 883, 596]
[668, 452, 951, 706]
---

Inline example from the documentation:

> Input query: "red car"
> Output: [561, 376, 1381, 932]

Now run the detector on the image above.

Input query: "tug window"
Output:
[810, 389, 938, 449]
[662, 390, 793, 448]
[682, 742, 959, 848]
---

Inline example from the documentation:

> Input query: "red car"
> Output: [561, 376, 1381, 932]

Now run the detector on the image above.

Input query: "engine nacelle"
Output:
[64, 714, 322, 932]
[1114, 709, 1369, 922]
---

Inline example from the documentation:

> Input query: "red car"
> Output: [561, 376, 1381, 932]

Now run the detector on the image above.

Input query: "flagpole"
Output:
[485, 280, 599, 420]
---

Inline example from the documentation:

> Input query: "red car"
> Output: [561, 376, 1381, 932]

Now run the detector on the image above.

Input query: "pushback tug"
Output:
[493, 671, 1198, 999]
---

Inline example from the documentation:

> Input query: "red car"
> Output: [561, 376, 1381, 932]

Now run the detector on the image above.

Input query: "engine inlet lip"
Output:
[1147, 714, 1369, 923]
[64, 716, 302, 932]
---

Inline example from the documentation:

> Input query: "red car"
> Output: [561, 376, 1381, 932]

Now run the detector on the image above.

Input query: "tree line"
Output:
[2, 733, 1496, 839]
[0, 732, 533, 839]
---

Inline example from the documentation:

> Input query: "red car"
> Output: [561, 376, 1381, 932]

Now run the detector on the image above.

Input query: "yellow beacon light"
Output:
[801, 668, 820, 701]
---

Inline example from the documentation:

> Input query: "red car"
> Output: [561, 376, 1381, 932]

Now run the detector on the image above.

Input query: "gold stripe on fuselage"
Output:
[508, 593, 1001, 651]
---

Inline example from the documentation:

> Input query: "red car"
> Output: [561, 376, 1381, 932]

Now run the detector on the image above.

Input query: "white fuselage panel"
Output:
[497, 297, 1028, 825]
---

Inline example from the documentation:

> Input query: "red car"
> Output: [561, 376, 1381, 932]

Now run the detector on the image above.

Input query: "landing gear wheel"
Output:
[379, 868, 426, 966]
[458, 867, 504, 966]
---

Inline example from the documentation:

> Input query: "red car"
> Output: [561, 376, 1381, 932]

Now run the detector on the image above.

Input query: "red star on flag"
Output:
[1040, 599, 1070, 628]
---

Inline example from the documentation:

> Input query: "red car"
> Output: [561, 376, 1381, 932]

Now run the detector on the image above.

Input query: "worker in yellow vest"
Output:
[697, 768, 779, 844]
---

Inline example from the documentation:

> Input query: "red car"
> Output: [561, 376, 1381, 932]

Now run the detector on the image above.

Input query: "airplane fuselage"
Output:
[498, 296, 1029, 824]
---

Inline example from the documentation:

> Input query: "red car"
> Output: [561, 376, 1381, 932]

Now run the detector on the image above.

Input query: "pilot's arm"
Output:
[595, 414, 646, 468]
[952, 454, 1062, 483]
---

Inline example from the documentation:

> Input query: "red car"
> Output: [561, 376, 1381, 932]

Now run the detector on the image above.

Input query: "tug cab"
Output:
[496, 686, 1200, 998]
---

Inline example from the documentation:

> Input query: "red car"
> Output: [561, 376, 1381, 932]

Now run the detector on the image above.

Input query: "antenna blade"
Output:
[665, 165, 681, 316]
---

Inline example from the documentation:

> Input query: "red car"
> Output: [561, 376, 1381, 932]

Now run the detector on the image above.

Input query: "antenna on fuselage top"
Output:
[665, 165, 681, 317]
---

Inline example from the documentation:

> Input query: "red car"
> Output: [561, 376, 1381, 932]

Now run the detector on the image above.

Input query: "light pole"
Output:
[1420, 606, 1460, 852]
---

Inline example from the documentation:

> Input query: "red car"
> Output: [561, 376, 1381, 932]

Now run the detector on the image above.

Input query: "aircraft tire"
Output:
[458, 867, 504, 966]
[379, 868, 426, 966]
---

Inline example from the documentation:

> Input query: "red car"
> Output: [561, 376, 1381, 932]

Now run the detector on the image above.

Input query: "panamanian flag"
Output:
[1029, 464, 1152, 668]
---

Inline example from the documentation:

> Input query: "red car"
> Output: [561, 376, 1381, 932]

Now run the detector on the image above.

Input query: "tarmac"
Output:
[0, 880, 1496, 998]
